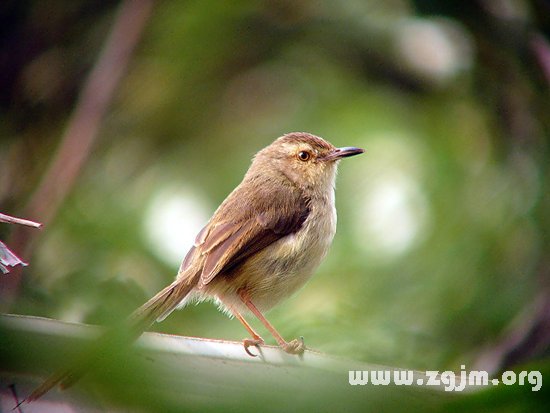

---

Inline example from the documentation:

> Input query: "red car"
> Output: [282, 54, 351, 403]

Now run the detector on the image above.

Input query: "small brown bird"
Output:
[28, 132, 363, 401]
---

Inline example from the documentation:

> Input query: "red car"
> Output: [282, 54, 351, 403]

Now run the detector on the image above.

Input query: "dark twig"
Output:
[9, 383, 24, 413]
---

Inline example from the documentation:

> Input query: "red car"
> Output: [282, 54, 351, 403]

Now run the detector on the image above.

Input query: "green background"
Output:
[1, 0, 549, 411]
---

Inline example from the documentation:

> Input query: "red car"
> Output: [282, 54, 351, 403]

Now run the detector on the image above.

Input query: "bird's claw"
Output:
[243, 338, 264, 357]
[281, 337, 306, 354]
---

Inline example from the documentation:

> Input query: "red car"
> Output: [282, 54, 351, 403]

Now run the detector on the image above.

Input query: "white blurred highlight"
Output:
[352, 134, 429, 259]
[143, 186, 209, 267]
[395, 18, 473, 84]
[359, 173, 427, 257]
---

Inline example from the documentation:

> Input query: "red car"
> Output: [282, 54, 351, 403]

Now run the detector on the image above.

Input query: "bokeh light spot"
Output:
[143, 186, 210, 267]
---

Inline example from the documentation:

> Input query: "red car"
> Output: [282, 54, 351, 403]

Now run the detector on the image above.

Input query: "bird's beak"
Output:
[321, 146, 364, 162]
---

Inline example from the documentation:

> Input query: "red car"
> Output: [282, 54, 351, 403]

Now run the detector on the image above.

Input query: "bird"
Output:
[27, 132, 364, 401]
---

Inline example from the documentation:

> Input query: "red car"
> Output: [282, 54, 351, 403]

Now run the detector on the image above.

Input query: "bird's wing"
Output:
[185, 185, 311, 287]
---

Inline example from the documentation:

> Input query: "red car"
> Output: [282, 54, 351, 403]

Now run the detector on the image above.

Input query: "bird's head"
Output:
[250, 132, 364, 194]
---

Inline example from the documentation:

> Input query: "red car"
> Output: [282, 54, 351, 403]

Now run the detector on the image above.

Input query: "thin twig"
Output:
[0, 212, 42, 228]
[9, 383, 24, 413]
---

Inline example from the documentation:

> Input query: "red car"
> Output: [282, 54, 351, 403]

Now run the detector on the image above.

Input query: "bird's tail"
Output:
[27, 272, 199, 402]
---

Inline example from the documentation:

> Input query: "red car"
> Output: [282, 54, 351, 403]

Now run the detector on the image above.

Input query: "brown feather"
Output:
[197, 185, 310, 287]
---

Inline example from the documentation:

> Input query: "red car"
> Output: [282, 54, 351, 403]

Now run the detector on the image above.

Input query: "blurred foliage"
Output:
[1, 0, 549, 411]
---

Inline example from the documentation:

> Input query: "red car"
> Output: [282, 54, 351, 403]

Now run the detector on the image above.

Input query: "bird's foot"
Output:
[243, 337, 264, 357]
[281, 337, 306, 355]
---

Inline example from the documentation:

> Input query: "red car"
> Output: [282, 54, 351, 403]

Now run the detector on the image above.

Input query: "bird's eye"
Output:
[297, 151, 311, 161]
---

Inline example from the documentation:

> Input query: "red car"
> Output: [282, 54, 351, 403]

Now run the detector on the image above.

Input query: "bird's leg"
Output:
[227, 306, 265, 356]
[238, 289, 305, 355]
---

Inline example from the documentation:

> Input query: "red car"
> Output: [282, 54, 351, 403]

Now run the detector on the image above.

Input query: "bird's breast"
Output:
[237, 191, 337, 311]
